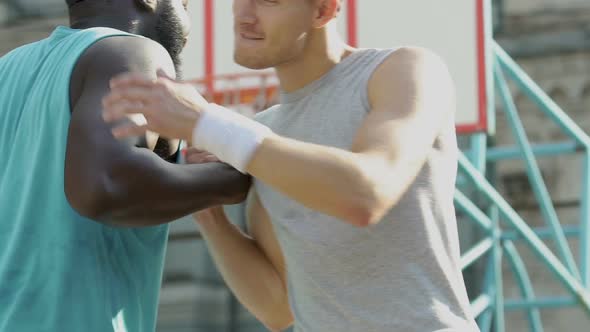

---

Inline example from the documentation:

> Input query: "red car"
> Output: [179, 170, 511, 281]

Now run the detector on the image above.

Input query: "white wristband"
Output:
[192, 103, 272, 173]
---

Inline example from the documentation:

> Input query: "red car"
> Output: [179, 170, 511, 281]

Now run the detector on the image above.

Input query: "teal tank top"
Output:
[0, 27, 169, 332]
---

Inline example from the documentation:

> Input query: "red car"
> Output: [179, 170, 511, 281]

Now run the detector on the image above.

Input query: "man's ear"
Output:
[135, 0, 158, 12]
[312, 0, 340, 29]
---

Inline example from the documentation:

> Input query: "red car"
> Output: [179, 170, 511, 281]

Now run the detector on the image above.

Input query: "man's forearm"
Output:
[198, 213, 293, 331]
[71, 148, 250, 226]
[246, 135, 395, 227]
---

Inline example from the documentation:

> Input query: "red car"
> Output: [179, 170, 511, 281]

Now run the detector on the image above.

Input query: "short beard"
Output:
[154, 2, 185, 78]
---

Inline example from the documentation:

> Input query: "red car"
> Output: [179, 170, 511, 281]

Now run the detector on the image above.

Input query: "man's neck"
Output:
[70, 15, 139, 34]
[69, 4, 146, 35]
[275, 27, 355, 93]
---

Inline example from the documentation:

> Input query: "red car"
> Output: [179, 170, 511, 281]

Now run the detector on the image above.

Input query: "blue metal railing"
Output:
[458, 36, 590, 331]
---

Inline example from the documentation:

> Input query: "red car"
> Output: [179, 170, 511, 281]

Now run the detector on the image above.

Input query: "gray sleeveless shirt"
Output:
[252, 49, 479, 332]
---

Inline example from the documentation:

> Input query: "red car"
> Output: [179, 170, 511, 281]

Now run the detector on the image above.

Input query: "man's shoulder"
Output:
[367, 46, 452, 103]
[374, 46, 449, 77]
[0, 37, 50, 68]
[80, 35, 174, 73]
[69, 35, 175, 110]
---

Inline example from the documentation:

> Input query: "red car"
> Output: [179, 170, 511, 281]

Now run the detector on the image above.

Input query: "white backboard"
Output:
[181, 0, 490, 134]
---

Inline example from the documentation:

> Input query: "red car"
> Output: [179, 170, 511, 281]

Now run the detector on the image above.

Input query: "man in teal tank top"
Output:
[0, 0, 250, 331]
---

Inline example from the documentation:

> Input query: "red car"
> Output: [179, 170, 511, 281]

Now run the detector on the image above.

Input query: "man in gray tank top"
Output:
[102, 1, 480, 331]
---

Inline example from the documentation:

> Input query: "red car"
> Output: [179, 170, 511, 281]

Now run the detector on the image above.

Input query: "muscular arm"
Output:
[64, 36, 250, 226]
[195, 192, 293, 331]
[246, 47, 455, 227]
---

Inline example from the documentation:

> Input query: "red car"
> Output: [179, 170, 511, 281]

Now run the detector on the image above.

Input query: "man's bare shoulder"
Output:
[368, 46, 453, 111]
[69, 35, 175, 110]
[77, 36, 176, 81]
[376, 46, 449, 77]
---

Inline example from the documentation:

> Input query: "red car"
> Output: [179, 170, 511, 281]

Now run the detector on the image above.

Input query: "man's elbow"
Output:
[263, 313, 294, 332]
[65, 175, 115, 221]
[66, 188, 108, 221]
[345, 204, 386, 228]
[265, 321, 293, 332]
[343, 187, 394, 228]
[66, 189, 108, 220]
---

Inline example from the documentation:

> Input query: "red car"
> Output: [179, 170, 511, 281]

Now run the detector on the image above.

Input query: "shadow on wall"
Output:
[0, 0, 67, 26]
